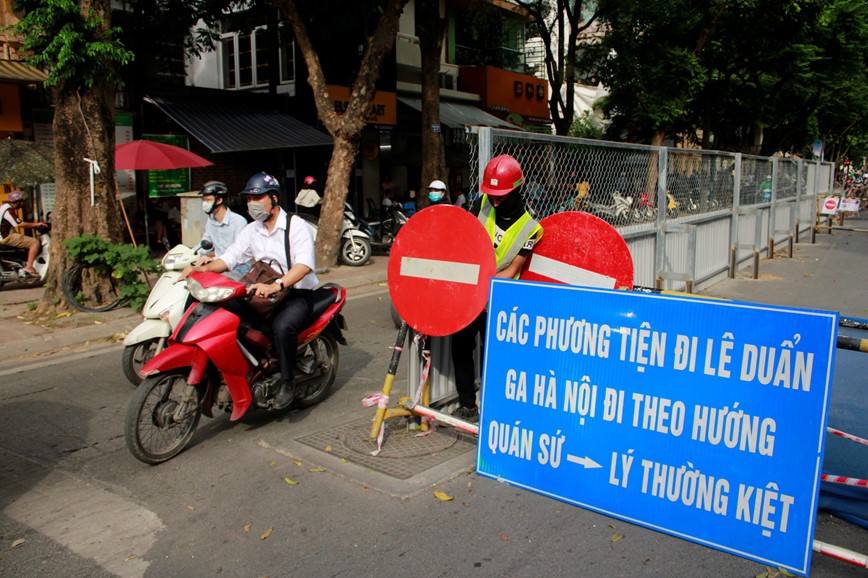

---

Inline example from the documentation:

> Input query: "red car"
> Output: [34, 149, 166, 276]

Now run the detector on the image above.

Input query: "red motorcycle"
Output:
[124, 271, 347, 464]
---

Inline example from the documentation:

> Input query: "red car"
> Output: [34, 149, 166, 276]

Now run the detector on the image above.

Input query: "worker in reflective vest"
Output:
[450, 154, 543, 421]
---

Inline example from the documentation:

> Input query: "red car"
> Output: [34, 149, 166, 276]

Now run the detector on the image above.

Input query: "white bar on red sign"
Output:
[400, 257, 480, 285]
[528, 253, 616, 288]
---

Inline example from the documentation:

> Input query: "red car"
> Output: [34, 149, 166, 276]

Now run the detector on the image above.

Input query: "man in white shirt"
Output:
[195, 181, 250, 276]
[186, 172, 318, 410]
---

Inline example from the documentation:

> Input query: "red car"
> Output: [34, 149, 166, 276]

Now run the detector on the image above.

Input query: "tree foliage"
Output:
[580, 0, 868, 158]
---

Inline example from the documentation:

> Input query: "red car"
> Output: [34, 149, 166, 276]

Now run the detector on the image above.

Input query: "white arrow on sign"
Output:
[566, 454, 603, 469]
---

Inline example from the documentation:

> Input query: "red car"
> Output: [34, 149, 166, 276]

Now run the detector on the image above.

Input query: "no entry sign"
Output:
[520, 211, 634, 290]
[820, 197, 839, 215]
[388, 205, 496, 336]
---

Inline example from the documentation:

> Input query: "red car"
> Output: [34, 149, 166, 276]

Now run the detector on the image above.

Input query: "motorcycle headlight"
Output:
[186, 277, 237, 302]
[162, 253, 183, 270]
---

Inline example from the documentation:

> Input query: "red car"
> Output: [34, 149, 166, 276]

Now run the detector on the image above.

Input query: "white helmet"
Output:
[427, 180, 447, 191]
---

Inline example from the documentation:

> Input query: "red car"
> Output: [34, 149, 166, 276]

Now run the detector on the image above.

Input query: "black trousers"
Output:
[271, 292, 313, 384]
[450, 311, 487, 409]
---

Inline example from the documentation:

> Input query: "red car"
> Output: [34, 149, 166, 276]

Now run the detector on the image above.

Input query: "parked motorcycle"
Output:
[125, 271, 347, 464]
[584, 191, 635, 225]
[0, 229, 50, 288]
[121, 241, 208, 386]
[298, 203, 372, 267]
[356, 203, 409, 253]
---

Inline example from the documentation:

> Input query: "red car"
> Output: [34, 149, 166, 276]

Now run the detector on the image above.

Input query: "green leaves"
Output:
[63, 235, 160, 311]
[12, 0, 133, 88]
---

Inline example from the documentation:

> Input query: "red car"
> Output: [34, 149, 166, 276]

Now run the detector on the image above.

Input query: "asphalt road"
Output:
[0, 288, 864, 577]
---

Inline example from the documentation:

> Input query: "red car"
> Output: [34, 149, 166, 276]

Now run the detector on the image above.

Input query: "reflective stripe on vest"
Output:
[477, 194, 541, 274]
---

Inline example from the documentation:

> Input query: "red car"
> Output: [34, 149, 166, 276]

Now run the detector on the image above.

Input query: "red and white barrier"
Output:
[812, 539, 868, 568]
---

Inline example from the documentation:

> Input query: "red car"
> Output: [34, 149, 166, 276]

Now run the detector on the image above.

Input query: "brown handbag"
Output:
[241, 221, 292, 319]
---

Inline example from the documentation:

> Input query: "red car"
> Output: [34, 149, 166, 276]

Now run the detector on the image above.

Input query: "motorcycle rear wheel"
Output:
[122, 338, 162, 386]
[295, 332, 339, 409]
[339, 237, 371, 267]
[125, 369, 202, 464]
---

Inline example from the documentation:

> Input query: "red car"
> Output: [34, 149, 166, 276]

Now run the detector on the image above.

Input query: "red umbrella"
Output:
[115, 140, 213, 170]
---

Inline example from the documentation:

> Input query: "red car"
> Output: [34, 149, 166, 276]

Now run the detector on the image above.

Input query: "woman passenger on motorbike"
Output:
[184, 172, 318, 411]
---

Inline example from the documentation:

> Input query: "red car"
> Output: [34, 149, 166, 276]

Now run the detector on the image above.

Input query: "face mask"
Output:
[428, 191, 444, 203]
[248, 201, 271, 222]
[202, 200, 215, 214]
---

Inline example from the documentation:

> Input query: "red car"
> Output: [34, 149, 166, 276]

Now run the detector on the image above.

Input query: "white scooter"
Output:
[121, 241, 208, 385]
[297, 203, 372, 267]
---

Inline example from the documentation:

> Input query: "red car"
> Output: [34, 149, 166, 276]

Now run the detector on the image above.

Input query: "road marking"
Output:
[528, 253, 616, 288]
[0, 344, 120, 377]
[400, 257, 480, 285]
[4, 467, 163, 577]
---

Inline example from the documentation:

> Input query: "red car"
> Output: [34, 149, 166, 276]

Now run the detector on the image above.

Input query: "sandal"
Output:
[19, 269, 37, 278]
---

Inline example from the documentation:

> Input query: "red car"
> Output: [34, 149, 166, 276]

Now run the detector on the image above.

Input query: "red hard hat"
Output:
[481, 154, 524, 196]
[303, 175, 316, 186]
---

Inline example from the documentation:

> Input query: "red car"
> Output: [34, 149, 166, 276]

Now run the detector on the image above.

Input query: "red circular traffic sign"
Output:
[520, 211, 634, 290]
[388, 205, 496, 336]
[823, 198, 838, 211]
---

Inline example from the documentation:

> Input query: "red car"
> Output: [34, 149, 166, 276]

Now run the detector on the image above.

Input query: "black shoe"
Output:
[272, 380, 296, 411]
[451, 405, 479, 423]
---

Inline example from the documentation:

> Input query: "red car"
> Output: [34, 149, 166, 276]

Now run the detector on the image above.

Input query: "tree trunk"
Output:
[41, 80, 123, 313]
[278, 0, 408, 267]
[418, 0, 446, 201]
[644, 129, 667, 204]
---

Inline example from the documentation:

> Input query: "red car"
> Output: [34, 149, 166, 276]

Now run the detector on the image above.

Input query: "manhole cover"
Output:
[296, 417, 475, 480]
[344, 419, 460, 458]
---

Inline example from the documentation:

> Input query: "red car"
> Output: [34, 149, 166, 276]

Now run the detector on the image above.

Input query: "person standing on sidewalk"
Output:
[0, 190, 46, 277]
[450, 155, 543, 421]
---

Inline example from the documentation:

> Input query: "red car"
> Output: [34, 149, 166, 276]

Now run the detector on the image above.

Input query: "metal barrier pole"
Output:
[369, 322, 409, 439]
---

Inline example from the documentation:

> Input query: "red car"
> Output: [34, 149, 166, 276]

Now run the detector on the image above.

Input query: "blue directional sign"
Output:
[477, 279, 838, 577]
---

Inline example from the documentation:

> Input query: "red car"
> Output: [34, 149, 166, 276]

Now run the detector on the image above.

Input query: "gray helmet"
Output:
[241, 172, 282, 197]
[199, 181, 228, 198]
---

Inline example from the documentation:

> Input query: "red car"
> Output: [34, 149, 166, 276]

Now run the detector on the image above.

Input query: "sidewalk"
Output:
[0, 255, 390, 369]
[1, 211, 865, 369]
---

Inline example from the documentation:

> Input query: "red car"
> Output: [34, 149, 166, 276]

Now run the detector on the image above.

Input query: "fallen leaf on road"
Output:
[324, 444, 333, 452]
[260, 528, 272, 540]
[270, 461, 277, 467]
[126, 554, 137, 561]
[294, 461, 302, 467]
[185, 505, 195, 511]
[56, 312, 71, 319]
[284, 477, 299, 485]
[309, 467, 326, 472]
[498, 532, 509, 542]
[777, 568, 796, 577]
[10, 538, 25, 548]
[340, 458, 348, 463]
[243, 523, 252, 533]
[610, 533, 623, 542]
[434, 491, 453, 501]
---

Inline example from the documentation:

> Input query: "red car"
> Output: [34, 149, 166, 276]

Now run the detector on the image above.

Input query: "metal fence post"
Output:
[768, 157, 778, 258]
[654, 146, 668, 289]
[477, 127, 492, 191]
[729, 153, 742, 278]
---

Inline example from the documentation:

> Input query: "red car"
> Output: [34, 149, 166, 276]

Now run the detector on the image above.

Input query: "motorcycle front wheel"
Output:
[295, 332, 339, 409]
[122, 338, 163, 386]
[125, 369, 202, 464]
[339, 237, 371, 267]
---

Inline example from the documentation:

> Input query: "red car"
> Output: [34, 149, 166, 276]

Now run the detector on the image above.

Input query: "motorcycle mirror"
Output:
[200, 239, 213, 252]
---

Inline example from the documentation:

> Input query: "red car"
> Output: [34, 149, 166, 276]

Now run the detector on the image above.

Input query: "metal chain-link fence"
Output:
[466, 128, 829, 229]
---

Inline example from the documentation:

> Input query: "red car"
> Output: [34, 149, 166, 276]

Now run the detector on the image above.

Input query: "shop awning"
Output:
[0, 60, 48, 83]
[398, 96, 517, 130]
[144, 94, 333, 153]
